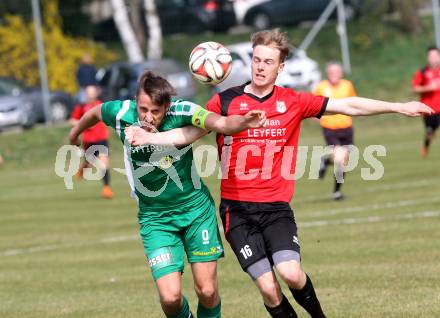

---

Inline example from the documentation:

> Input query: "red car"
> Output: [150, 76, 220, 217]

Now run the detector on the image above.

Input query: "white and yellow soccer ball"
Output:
[189, 41, 232, 85]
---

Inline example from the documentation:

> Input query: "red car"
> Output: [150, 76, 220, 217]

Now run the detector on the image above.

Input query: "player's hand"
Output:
[69, 128, 81, 146]
[125, 126, 155, 146]
[425, 82, 439, 91]
[243, 110, 269, 128]
[397, 102, 434, 117]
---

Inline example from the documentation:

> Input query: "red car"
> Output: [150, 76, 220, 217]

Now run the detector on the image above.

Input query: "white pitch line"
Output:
[0, 235, 138, 257]
[295, 178, 437, 204]
[303, 197, 440, 218]
[300, 210, 440, 228]
[1, 211, 439, 258]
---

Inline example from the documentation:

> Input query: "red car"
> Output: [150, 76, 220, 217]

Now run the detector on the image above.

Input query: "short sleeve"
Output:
[70, 104, 82, 120]
[298, 92, 328, 119]
[206, 94, 221, 114]
[101, 100, 122, 129]
[412, 70, 423, 87]
[164, 100, 214, 130]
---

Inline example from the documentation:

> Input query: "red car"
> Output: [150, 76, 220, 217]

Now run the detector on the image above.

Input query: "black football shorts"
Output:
[219, 199, 300, 271]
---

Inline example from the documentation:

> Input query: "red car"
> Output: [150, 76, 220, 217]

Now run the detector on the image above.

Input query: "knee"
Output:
[258, 280, 282, 304]
[279, 268, 305, 289]
[194, 283, 217, 305]
[159, 288, 182, 310]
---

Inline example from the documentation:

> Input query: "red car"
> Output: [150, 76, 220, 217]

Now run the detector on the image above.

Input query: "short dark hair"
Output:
[136, 71, 176, 106]
[251, 28, 291, 63]
[427, 46, 440, 53]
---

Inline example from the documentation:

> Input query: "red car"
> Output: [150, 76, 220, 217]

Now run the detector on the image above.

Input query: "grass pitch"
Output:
[1, 114, 439, 317]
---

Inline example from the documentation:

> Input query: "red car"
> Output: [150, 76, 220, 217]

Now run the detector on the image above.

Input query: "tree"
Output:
[143, 0, 162, 60]
[0, 0, 117, 94]
[110, 0, 143, 62]
[128, 0, 147, 50]
[392, 0, 423, 34]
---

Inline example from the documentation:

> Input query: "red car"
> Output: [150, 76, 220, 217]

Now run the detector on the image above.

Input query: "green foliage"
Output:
[0, 0, 118, 94]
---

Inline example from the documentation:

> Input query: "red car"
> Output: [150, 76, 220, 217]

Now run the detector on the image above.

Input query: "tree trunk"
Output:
[110, 0, 143, 62]
[143, 0, 162, 60]
[128, 0, 147, 51]
[392, 0, 423, 33]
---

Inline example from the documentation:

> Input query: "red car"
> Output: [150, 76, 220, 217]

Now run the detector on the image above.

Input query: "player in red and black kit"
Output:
[70, 85, 113, 199]
[412, 46, 440, 157]
[124, 30, 432, 318]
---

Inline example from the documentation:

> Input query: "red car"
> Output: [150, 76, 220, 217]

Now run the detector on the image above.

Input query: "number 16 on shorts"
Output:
[240, 245, 253, 259]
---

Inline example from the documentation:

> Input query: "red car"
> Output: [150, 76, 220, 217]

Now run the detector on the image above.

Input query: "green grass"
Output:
[1, 114, 440, 317]
[1, 17, 440, 318]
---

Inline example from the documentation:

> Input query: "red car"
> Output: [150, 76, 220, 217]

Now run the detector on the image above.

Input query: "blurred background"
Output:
[1, 1, 440, 317]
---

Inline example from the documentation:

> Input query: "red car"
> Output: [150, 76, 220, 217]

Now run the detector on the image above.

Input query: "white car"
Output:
[229, 0, 268, 25]
[214, 41, 322, 93]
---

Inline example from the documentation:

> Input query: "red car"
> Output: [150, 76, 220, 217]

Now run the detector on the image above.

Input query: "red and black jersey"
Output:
[206, 83, 327, 203]
[70, 100, 109, 143]
[412, 66, 440, 113]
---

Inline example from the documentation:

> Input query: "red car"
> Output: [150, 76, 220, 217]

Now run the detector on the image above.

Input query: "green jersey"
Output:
[101, 99, 212, 216]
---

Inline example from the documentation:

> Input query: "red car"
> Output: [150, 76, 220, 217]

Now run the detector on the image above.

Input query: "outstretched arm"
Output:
[326, 97, 434, 117]
[204, 110, 267, 135]
[413, 82, 438, 94]
[126, 126, 208, 147]
[69, 104, 102, 145]
[125, 109, 268, 147]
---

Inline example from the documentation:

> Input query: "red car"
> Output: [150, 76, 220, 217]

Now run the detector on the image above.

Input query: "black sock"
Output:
[290, 275, 325, 318]
[424, 136, 431, 148]
[103, 169, 110, 186]
[264, 294, 298, 318]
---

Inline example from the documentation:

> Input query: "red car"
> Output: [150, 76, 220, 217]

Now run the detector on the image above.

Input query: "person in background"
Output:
[70, 85, 113, 199]
[314, 61, 357, 200]
[76, 53, 98, 104]
[412, 46, 440, 158]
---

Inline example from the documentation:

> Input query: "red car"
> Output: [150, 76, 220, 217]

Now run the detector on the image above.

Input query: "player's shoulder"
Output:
[102, 99, 136, 117]
[340, 78, 353, 85]
[217, 83, 247, 101]
[102, 99, 131, 109]
[275, 85, 302, 99]
[167, 99, 200, 116]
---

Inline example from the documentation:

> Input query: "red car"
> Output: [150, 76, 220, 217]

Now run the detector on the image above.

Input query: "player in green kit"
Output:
[69, 71, 267, 318]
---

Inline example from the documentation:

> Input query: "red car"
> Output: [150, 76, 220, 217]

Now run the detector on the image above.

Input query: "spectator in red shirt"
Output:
[412, 46, 440, 157]
[70, 85, 113, 199]
[125, 29, 432, 318]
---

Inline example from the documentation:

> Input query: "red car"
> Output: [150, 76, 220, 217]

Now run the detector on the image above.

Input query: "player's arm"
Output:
[125, 109, 267, 147]
[126, 126, 208, 147]
[325, 97, 434, 117]
[203, 110, 267, 135]
[412, 83, 438, 93]
[69, 104, 102, 145]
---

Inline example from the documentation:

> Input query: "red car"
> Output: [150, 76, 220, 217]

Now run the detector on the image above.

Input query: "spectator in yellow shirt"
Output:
[314, 61, 357, 200]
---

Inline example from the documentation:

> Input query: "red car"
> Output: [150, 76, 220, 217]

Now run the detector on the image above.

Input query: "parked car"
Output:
[0, 77, 74, 130]
[243, 0, 362, 30]
[96, 59, 197, 102]
[213, 42, 321, 92]
[154, 0, 236, 34]
[229, 0, 267, 25]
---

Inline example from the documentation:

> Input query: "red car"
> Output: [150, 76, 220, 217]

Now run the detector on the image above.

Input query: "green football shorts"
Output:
[139, 201, 224, 281]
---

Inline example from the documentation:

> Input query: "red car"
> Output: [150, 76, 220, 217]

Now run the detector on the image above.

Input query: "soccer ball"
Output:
[189, 41, 232, 85]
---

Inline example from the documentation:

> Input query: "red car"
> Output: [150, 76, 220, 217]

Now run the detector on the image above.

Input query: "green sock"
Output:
[197, 300, 221, 318]
[166, 296, 192, 318]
